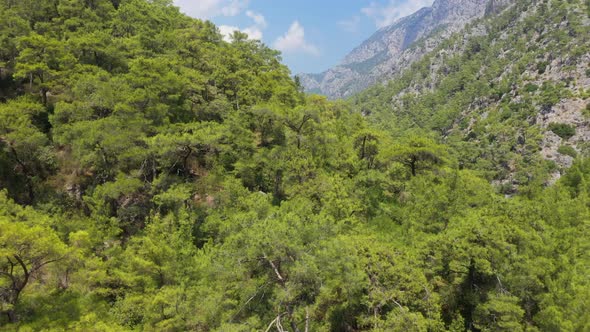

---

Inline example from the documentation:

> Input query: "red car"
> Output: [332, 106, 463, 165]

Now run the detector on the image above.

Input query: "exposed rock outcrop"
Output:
[300, 0, 515, 99]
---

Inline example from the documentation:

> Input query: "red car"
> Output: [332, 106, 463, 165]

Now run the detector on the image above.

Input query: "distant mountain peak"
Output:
[300, 0, 514, 99]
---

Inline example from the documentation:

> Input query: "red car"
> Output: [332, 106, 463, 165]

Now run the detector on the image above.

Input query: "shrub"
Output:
[539, 82, 567, 108]
[548, 123, 576, 140]
[582, 103, 590, 119]
[524, 83, 538, 92]
[558, 145, 577, 158]
[537, 61, 549, 74]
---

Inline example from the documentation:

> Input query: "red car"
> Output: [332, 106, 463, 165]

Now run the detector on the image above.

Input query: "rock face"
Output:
[299, 0, 514, 99]
[350, 0, 590, 187]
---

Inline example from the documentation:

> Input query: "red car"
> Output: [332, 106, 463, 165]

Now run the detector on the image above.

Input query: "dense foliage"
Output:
[354, 0, 590, 193]
[0, 0, 589, 331]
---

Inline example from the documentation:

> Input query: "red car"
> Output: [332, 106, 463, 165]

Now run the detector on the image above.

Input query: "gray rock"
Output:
[300, 0, 515, 99]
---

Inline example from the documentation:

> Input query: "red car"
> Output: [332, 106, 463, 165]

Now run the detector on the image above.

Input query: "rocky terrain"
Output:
[299, 0, 514, 99]
[352, 0, 590, 190]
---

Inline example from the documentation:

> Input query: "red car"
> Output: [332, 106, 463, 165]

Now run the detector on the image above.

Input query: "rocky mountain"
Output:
[352, 0, 590, 191]
[300, 0, 514, 99]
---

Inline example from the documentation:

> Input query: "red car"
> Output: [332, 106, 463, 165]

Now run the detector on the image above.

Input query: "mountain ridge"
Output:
[352, 0, 590, 190]
[300, 0, 514, 99]
[2, 0, 590, 330]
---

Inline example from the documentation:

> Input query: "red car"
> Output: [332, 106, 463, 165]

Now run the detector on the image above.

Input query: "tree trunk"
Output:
[410, 157, 417, 177]
[360, 136, 367, 160]
[7, 309, 17, 323]
[8, 145, 35, 204]
[41, 87, 48, 106]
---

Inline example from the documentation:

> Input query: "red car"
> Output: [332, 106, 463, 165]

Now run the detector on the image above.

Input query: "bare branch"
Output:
[392, 299, 404, 311]
[276, 314, 286, 332]
[30, 255, 65, 274]
[12, 255, 29, 287]
[263, 252, 285, 285]
[264, 316, 278, 332]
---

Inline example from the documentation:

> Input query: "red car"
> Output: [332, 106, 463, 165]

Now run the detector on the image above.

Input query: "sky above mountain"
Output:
[173, 0, 434, 74]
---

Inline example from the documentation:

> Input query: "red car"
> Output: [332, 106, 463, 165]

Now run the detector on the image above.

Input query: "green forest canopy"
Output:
[0, 0, 590, 331]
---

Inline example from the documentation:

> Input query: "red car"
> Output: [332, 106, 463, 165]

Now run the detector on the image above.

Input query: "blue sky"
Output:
[173, 0, 434, 74]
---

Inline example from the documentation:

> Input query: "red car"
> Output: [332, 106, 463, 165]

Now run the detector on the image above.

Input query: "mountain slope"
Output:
[300, 0, 514, 99]
[353, 0, 590, 191]
[3, 1, 590, 331]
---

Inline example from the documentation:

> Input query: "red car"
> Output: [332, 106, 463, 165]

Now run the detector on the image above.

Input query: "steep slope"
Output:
[3, 1, 590, 331]
[353, 0, 590, 191]
[300, 0, 514, 99]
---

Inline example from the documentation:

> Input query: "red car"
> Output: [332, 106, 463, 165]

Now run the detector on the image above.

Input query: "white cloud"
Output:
[218, 10, 266, 42]
[218, 25, 240, 41]
[242, 26, 263, 40]
[338, 16, 361, 33]
[273, 21, 320, 56]
[362, 0, 433, 28]
[246, 10, 267, 28]
[173, 0, 249, 19]
[219, 25, 263, 41]
[220, 0, 248, 16]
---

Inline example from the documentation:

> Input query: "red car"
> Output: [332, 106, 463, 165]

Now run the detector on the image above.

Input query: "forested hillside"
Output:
[300, 0, 514, 99]
[0, 0, 590, 331]
[354, 0, 590, 193]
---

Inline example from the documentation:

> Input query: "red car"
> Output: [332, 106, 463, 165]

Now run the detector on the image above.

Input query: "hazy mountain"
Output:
[352, 0, 590, 190]
[300, 0, 514, 99]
